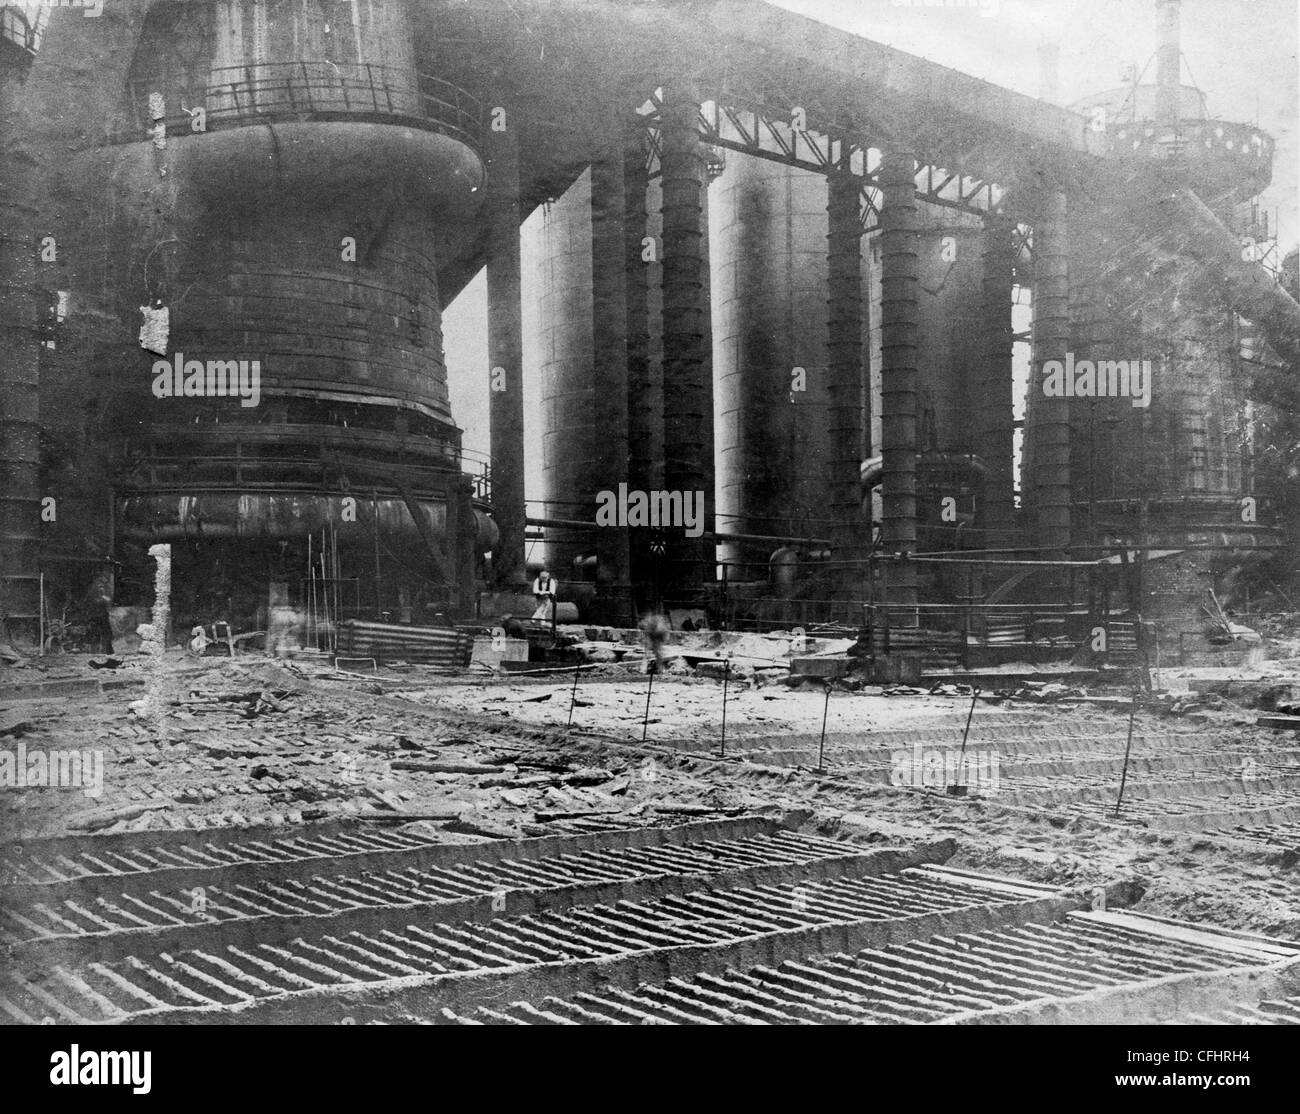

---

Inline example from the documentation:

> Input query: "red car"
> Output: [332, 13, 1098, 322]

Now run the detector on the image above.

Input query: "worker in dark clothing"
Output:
[86, 561, 115, 655]
[639, 612, 670, 674]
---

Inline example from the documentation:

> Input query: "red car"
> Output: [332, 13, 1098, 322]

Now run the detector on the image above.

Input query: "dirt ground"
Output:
[3, 641, 1300, 945]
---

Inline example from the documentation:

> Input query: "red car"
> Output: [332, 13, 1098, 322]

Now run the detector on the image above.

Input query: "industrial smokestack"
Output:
[1155, 0, 1182, 127]
[1038, 42, 1061, 104]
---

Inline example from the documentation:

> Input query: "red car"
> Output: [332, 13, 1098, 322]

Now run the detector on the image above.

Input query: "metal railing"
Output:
[1, 4, 44, 57]
[119, 62, 482, 147]
[460, 447, 492, 504]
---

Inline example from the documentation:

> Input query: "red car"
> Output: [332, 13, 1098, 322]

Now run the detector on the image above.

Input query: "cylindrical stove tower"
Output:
[95, 0, 485, 627]
[712, 157, 836, 551]
[532, 169, 598, 574]
[865, 207, 987, 555]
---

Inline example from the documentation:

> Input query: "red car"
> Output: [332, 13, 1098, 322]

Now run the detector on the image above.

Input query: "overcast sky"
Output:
[772, 0, 1297, 245]
[445, 0, 1300, 468]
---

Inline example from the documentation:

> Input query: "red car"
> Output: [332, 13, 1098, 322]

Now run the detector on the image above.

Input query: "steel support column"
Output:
[485, 119, 527, 588]
[1071, 267, 1111, 544]
[659, 80, 713, 604]
[1155, 0, 1182, 129]
[624, 130, 656, 604]
[879, 150, 920, 618]
[978, 210, 1017, 548]
[590, 146, 632, 622]
[0, 74, 43, 645]
[1034, 191, 1072, 561]
[826, 162, 866, 593]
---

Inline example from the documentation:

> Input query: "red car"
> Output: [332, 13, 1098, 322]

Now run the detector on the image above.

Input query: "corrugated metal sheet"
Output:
[337, 620, 473, 667]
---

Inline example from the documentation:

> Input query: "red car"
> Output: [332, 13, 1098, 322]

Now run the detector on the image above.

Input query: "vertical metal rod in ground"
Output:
[320, 547, 331, 654]
[719, 658, 730, 756]
[951, 685, 981, 793]
[567, 659, 581, 727]
[307, 533, 314, 648]
[372, 490, 381, 618]
[332, 523, 341, 640]
[1114, 683, 1139, 816]
[817, 680, 831, 773]
[642, 666, 654, 743]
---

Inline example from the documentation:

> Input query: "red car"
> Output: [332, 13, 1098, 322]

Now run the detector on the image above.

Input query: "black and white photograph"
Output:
[1, 0, 1298, 1088]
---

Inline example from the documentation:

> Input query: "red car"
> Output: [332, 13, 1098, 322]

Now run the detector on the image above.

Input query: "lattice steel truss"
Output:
[638, 86, 1009, 233]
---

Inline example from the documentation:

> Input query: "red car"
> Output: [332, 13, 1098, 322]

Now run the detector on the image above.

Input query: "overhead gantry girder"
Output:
[638, 86, 1013, 233]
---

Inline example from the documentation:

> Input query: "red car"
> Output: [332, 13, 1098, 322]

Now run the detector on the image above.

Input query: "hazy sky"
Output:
[444, 0, 1300, 469]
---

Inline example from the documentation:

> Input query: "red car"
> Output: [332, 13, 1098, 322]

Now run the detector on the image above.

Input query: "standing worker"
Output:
[639, 612, 670, 674]
[532, 568, 558, 635]
[86, 559, 115, 655]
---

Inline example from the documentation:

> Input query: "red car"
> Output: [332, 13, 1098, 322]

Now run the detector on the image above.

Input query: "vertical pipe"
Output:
[1034, 191, 1071, 564]
[486, 114, 527, 589]
[978, 211, 1016, 548]
[624, 128, 654, 600]
[1155, 0, 1182, 129]
[591, 146, 632, 623]
[879, 150, 920, 618]
[827, 159, 866, 594]
[659, 80, 713, 603]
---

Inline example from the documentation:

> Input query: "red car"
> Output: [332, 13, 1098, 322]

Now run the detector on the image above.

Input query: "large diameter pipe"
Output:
[525, 517, 829, 549]
[1162, 186, 1300, 366]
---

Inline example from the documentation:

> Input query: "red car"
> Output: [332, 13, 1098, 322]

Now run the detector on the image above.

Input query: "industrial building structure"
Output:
[2, 0, 1297, 659]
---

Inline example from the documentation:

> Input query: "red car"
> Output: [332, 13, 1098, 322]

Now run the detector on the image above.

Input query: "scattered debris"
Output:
[0, 710, 37, 738]
[355, 807, 463, 823]
[67, 801, 171, 832]
[390, 760, 499, 774]
[534, 808, 621, 822]
[1257, 714, 1300, 730]
[363, 786, 408, 813]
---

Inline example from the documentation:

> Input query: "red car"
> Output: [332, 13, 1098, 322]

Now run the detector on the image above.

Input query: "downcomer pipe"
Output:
[1162, 186, 1300, 366]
